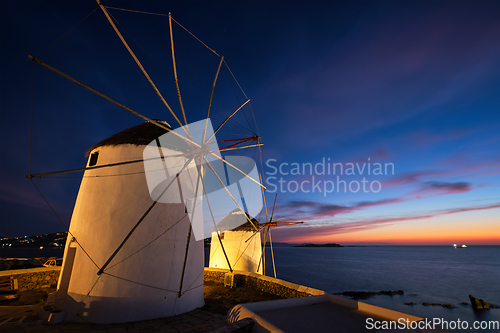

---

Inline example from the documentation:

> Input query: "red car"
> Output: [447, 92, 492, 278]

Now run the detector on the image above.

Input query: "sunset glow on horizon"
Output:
[277, 218, 500, 246]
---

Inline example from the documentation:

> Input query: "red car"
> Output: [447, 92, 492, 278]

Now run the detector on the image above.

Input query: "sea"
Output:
[262, 245, 500, 333]
[3, 245, 499, 332]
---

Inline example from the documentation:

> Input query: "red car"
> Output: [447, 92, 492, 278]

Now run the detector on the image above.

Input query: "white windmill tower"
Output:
[27, 0, 265, 324]
[53, 120, 204, 323]
[209, 179, 304, 278]
[209, 208, 264, 274]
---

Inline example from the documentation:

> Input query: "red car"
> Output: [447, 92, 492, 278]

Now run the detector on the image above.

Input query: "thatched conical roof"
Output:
[87, 120, 190, 155]
[214, 208, 259, 232]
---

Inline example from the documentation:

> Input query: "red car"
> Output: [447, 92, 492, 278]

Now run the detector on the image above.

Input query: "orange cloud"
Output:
[272, 203, 500, 245]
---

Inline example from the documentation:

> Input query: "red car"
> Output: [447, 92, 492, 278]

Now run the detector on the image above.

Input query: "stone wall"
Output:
[242, 274, 310, 298]
[3, 266, 322, 297]
[204, 267, 225, 284]
[204, 267, 324, 299]
[0, 267, 61, 291]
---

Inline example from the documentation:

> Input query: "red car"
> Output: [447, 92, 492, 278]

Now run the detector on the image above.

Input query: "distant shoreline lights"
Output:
[265, 158, 394, 196]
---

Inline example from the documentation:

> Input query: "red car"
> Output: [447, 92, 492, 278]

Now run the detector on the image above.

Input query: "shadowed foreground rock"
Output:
[469, 294, 491, 310]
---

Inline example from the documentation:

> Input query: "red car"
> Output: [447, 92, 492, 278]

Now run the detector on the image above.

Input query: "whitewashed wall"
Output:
[209, 230, 262, 274]
[55, 144, 204, 323]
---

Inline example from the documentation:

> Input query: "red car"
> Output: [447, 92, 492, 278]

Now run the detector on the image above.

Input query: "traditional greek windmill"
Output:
[54, 120, 204, 323]
[27, 0, 264, 324]
[209, 187, 304, 277]
[209, 208, 263, 273]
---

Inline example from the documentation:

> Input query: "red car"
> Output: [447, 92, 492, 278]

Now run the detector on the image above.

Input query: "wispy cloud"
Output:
[418, 181, 471, 195]
[281, 198, 402, 220]
[410, 129, 470, 146]
[383, 170, 442, 187]
[273, 202, 500, 242]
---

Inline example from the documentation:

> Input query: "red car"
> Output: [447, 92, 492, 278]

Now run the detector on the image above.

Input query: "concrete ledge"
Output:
[228, 304, 283, 333]
[228, 293, 446, 333]
[326, 294, 358, 309]
[356, 301, 423, 322]
[204, 267, 326, 299]
[241, 295, 330, 312]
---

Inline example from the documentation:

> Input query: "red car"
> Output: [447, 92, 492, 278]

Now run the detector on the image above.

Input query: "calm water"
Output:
[4, 246, 498, 331]
[263, 245, 500, 332]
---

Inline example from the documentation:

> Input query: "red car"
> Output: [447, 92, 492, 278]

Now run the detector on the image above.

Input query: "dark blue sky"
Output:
[1, 1, 499, 244]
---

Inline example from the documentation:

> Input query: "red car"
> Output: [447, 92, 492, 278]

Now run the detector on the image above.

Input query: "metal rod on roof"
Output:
[261, 221, 304, 228]
[212, 135, 260, 144]
[245, 222, 304, 243]
[218, 144, 264, 152]
[26, 158, 143, 179]
[25, 153, 188, 179]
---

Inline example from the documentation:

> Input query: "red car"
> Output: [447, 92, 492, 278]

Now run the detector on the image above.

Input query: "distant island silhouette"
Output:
[293, 243, 343, 248]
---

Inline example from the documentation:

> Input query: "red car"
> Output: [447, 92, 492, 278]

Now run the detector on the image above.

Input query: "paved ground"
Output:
[0, 280, 281, 332]
[0, 307, 229, 333]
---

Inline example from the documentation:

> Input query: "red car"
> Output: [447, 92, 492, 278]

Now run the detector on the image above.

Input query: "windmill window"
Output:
[88, 152, 99, 167]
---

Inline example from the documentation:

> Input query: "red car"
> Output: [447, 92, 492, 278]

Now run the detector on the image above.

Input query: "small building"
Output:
[209, 209, 263, 274]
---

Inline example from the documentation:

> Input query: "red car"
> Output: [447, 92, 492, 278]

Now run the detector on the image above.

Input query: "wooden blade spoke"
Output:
[203, 56, 224, 144]
[188, 164, 203, 222]
[260, 173, 269, 223]
[96, 1, 187, 134]
[257, 226, 269, 274]
[244, 227, 264, 243]
[217, 138, 252, 150]
[169, 12, 189, 135]
[206, 99, 250, 143]
[215, 136, 260, 144]
[269, 227, 276, 278]
[26, 153, 182, 179]
[201, 173, 233, 272]
[202, 156, 259, 231]
[261, 221, 304, 228]
[212, 143, 263, 153]
[28, 55, 200, 149]
[269, 193, 277, 223]
[98, 155, 194, 275]
[207, 152, 265, 189]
